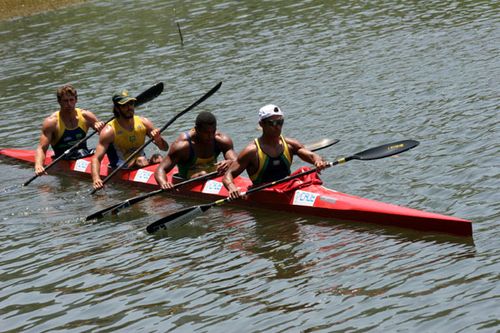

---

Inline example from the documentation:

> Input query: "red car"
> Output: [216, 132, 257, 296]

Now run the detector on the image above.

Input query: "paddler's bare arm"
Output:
[82, 109, 105, 132]
[223, 144, 257, 200]
[91, 125, 113, 190]
[288, 137, 328, 170]
[34, 114, 57, 176]
[142, 117, 169, 151]
[215, 132, 237, 174]
[154, 141, 185, 190]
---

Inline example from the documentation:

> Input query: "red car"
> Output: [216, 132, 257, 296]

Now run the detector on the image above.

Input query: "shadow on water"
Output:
[308, 217, 476, 248]
[248, 217, 309, 279]
[149, 208, 312, 279]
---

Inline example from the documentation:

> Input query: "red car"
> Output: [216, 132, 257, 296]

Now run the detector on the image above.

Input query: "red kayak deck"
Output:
[0, 148, 473, 237]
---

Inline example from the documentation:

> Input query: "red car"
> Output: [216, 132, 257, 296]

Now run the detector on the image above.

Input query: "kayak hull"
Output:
[0, 148, 472, 237]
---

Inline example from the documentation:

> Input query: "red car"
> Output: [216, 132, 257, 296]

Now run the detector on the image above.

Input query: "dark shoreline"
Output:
[0, 0, 85, 21]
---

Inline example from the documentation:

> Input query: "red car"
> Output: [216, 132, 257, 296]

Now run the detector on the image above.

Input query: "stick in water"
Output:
[173, 8, 184, 46]
[177, 22, 184, 46]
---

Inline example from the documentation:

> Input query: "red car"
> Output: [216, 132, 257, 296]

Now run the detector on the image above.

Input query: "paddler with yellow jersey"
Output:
[91, 90, 168, 190]
[35, 84, 105, 176]
[154, 111, 237, 190]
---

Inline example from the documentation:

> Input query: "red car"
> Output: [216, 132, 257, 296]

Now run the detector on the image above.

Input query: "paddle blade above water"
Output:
[352, 140, 420, 160]
[305, 138, 340, 152]
[135, 82, 164, 107]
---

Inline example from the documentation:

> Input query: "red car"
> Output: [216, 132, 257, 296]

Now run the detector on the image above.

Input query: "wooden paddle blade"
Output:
[146, 205, 209, 234]
[353, 140, 420, 160]
[135, 82, 164, 107]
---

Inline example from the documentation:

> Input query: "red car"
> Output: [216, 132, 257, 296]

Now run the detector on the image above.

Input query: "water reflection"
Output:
[241, 214, 310, 280]
[156, 204, 476, 283]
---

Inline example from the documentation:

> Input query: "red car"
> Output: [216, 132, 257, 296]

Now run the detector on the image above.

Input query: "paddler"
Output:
[35, 84, 105, 176]
[154, 111, 237, 189]
[223, 104, 328, 199]
[91, 90, 168, 190]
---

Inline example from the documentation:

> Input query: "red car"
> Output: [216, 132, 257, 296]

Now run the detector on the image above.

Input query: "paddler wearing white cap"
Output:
[223, 104, 328, 200]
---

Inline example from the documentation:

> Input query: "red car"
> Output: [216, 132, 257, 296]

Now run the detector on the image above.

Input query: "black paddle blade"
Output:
[135, 82, 164, 107]
[85, 200, 131, 221]
[85, 211, 103, 221]
[353, 140, 420, 160]
[146, 205, 208, 234]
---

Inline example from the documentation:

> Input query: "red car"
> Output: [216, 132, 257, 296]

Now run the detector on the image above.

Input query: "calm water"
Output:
[0, 0, 499, 332]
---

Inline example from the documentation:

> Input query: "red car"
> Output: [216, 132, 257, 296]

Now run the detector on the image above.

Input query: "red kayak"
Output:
[0, 148, 472, 237]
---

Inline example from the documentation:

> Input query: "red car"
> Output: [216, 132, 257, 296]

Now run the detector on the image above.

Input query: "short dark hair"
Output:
[195, 111, 216, 129]
[56, 84, 77, 102]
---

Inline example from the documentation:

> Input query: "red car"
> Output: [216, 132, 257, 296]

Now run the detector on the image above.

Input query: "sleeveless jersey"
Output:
[52, 108, 89, 158]
[107, 116, 147, 168]
[177, 131, 221, 179]
[250, 135, 293, 185]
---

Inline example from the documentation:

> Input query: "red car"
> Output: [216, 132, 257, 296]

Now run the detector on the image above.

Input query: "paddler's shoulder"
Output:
[214, 131, 233, 144]
[283, 136, 303, 152]
[241, 140, 258, 155]
[41, 111, 59, 128]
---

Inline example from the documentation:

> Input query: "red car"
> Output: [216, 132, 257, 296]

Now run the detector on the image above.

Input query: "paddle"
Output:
[85, 138, 339, 220]
[23, 82, 164, 187]
[146, 139, 420, 234]
[90, 81, 222, 195]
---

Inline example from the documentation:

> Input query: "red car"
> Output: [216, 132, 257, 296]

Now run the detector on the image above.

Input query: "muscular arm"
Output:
[34, 114, 57, 176]
[82, 109, 105, 132]
[287, 137, 327, 169]
[141, 117, 169, 151]
[215, 132, 237, 174]
[223, 143, 257, 199]
[154, 140, 185, 190]
[91, 125, 114, 190]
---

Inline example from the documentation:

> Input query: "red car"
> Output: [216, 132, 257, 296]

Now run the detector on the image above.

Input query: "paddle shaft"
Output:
[90, 81, 222, 194]
[217, 139, 420, 206]
[23, 83, 164, 187]
[211, 158, 344, 209]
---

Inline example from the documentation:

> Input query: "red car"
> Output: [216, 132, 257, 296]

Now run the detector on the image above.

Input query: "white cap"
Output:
[258, 104, 284, 121]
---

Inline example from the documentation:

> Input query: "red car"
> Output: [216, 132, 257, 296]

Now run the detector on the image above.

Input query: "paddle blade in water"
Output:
[85, 200, 131, 221]
[147, 206, 206, 234]
[353, 140, 420, 160]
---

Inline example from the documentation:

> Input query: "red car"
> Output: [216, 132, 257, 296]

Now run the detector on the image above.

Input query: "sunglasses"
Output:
[264, 118, 284, 127]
